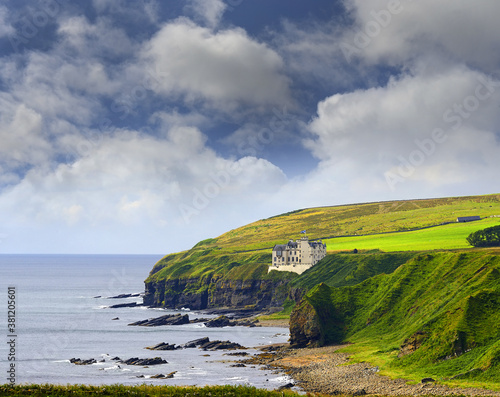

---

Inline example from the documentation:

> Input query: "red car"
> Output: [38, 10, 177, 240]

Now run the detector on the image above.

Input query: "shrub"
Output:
[467, 225, 500, 247]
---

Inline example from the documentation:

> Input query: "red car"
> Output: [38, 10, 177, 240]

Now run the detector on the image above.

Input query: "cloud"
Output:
[273, 0, 500, 94]
[0, 6, 14, 38]
[0, 126, 287, 252]
[303, 66, 500, 198]
[186, 0, 227, 28]
[342, 0, 500, 72]
[142, 19, 291, 109]
[0, 100, 51, 169]
[58, 15, 138, 60]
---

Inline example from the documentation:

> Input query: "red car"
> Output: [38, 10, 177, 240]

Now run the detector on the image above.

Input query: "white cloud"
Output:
[342, 0, 500, 72]
[0, 6, 14, 38]
[58, 15, 138, 59]
[303, 66, 500, 198]
[186, 0, 227, 28]
[142, 19, 291, 108]
[0, 126, 287, 253]
[0, 101, 51, 168]
[274, 1, 500, 91]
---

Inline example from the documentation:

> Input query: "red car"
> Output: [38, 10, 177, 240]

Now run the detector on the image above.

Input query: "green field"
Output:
[323, 218, 500, 252]
[192, 194, 500, 252]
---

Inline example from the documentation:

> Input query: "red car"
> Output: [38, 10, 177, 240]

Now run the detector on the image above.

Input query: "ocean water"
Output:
[0, 255, 291, 387]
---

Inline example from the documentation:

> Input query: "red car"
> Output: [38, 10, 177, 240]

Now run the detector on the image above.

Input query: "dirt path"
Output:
[245, 345, 500, 396]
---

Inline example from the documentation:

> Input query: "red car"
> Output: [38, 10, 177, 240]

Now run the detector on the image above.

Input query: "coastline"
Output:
[244, 344, 500, 396]
[255, 318, 289, 328]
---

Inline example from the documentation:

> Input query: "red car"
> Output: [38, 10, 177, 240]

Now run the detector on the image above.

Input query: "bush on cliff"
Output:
[467, 225, 500, 247]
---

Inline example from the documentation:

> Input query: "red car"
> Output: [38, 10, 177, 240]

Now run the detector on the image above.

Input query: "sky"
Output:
[0, 0, 499, 254]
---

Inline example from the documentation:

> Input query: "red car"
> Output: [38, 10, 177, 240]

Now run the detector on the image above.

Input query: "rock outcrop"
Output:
[70, 358, 97, 365]
[109, 302, 139, 309]
[145, 337, 245, 351]
[143, 277, 292, 311]
[120, 357, 168, 366]
[146, 342, 180, 351]
[398, 331, 427, 357]
[289, 299, 322, 348]
[128, 313, 190, 326]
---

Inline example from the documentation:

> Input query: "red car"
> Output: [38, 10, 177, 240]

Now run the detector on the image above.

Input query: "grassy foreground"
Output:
[0, 384, 323, 397]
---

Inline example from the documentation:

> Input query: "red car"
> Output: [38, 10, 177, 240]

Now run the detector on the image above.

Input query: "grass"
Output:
[208, 194, 500, 252]
[298, 250, 500, 389]
[0, 384, 324, 396]
[323, 218, 500, 252]
[147, 194, 500, 291]
[290, 252, 417, 291]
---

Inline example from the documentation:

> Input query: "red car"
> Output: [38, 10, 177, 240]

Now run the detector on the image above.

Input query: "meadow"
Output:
[323, 217, 500, 252]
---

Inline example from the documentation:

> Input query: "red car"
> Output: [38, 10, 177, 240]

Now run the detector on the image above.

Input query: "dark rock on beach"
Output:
[182, 337, 210, 348]
[204, 315, 232, 328]
[204, 315, 259, 328]
[200, 339, 246, 351]
[128, 313, 189, 326]
[150, 371, 177, 379]
[108, 293, 142, 299]
[225, 351, 249, 356]
[277, 383, 294, 391]
[70, 358, 97, 365]
[145, 337, 246, 351]
[128, 312, 259, 328]
[109, 302, 139, 309]
[119, 357, 168, 366]
[146, 342, 180, 351]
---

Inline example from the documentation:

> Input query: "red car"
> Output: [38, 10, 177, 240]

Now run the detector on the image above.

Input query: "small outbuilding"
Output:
[457, 216, 481, 223]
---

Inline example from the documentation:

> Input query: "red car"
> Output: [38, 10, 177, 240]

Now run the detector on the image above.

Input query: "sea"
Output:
[0, 255, 291, 388]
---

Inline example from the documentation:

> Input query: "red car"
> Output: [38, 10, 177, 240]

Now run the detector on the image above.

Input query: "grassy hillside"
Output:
[199, 194, 500, 252]
[294, 250, 500, 388]
[148, 194, 500, 282]
[147, 249, 274, 282]
[290, 252, 417, 290]
[146, 193, 500, 312]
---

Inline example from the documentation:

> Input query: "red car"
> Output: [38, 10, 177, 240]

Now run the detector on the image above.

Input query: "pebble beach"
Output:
[246, 344, 500, 396]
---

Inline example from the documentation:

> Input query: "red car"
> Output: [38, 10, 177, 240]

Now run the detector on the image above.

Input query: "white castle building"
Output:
[268, 235, 327, 275]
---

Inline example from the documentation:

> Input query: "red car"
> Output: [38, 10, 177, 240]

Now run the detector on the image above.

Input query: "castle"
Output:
[268, 235, 327, 275]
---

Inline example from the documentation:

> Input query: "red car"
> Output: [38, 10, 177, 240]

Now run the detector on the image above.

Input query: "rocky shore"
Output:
[244, 344, 500, 396]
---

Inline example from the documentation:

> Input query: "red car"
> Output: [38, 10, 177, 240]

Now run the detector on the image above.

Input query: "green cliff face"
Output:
[144, 247, 414, 311]
[144, 249, 297, 310]
[290, 250, 500, 381]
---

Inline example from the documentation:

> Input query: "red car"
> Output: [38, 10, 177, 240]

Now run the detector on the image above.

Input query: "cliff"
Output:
[144, 247, 416, 312]
[289, 250, 500, 383]
[144, 249, 297, 310]
[144, 193, 500, 313]
[144, 274, 294, 310]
